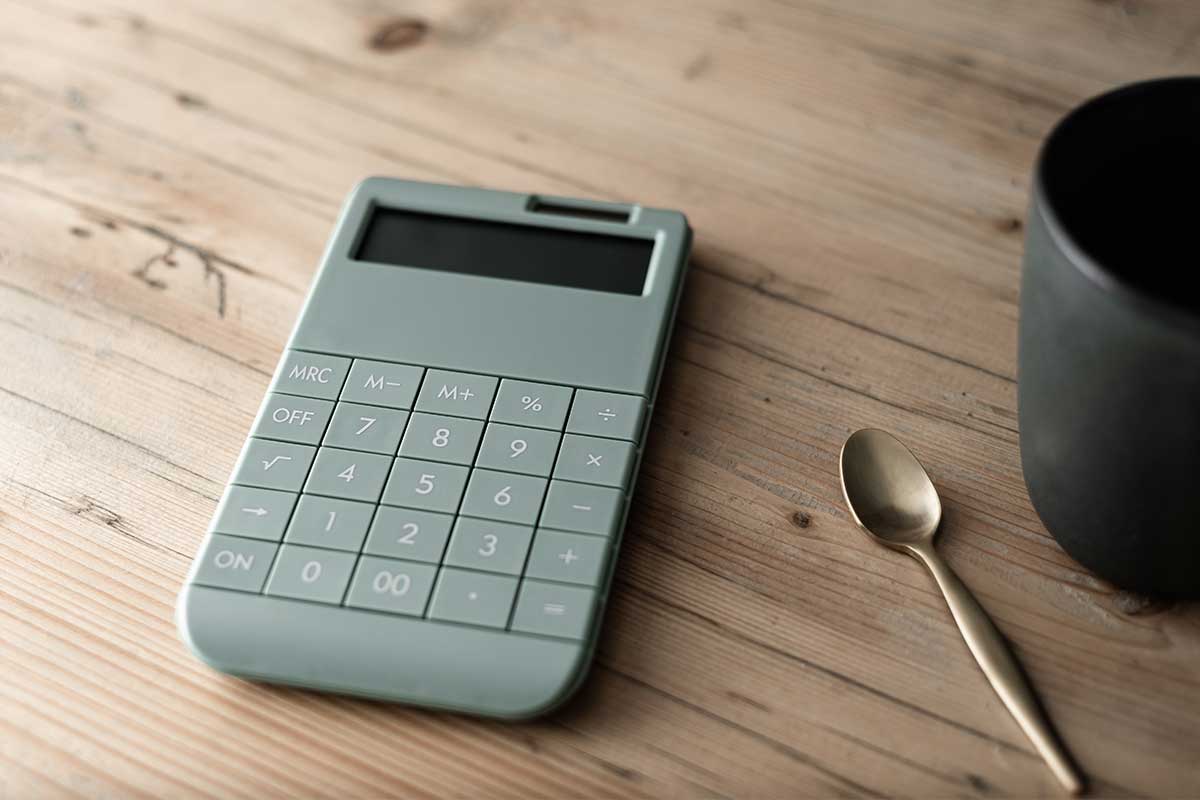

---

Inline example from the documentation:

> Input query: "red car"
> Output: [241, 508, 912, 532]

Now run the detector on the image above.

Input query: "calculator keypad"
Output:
[197, 350, 646, 642]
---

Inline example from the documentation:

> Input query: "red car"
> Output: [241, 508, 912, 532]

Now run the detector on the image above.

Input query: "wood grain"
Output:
[2, 0, 1198, 796]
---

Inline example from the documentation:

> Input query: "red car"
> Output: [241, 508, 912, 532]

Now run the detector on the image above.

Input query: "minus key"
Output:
[538, 481, 624, 537]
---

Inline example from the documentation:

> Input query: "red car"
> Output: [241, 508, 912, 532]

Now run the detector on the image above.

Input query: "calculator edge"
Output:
[176, 177, 692, 719]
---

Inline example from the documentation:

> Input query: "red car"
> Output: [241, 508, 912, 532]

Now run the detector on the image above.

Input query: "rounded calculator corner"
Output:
[347, 175, 389, 201]
[491, 647, 593, 721]
[174, 584, 233, 674]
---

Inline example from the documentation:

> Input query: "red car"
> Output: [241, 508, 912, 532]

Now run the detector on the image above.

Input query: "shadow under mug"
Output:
[1019, 77, 1200, 599]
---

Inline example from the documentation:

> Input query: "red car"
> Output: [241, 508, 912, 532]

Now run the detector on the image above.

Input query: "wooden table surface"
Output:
[3, 1, 1199, 797]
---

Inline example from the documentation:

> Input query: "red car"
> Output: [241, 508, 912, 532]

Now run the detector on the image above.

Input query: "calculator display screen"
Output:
[353, 208, 653, 295]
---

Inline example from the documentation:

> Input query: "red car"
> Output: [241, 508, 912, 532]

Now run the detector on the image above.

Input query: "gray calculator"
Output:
[176, 177, 690, 717]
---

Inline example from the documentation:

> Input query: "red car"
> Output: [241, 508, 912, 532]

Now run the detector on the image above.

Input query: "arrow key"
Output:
[211, 485, 298, 541]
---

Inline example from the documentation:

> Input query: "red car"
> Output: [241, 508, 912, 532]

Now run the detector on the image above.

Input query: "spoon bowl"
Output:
[840, 429, 941, 547]
[839, 428, 1085, 796]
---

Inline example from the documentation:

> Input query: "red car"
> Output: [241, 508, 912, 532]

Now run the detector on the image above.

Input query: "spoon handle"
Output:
[910, 544, 1085, 796]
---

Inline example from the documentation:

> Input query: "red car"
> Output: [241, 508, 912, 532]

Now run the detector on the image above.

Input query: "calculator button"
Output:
[553, 434, 637, 488]
[381, 458, 469, 514]
[399, 413, 484, 465]
[443, 518, 534, 576]
[474, 424, 561, 477]
[428, 568, 518, 629]
[303, 447, 391, 502]
[490, 380, 573, 430]
[459, 469, 548, 525]
[363, 507, 454, 563]
[415, 370, 498, 419]
[211, 486, 297, 541]
[566, 390, 646, 442]
[284, 495, 375, 551]
[538, 481, 624, 537]
[250, 393, 334, 445]
[524, 530, 610, 586]
[232, 439, 316, 492]
[322, 402, 409, 454]
[510, 580, 598, 640]
[191, 534, 278, 593]
[340, 359, 424, 409]
[265, 545, 356, 604]
[271, 351, 350, 400]
[345, 556, 437, 617]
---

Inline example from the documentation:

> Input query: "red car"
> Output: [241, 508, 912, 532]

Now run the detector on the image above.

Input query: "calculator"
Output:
[176, 178, 691, 717]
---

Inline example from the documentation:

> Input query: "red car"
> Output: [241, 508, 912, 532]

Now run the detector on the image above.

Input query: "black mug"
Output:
[1019, 77, 1200, 599]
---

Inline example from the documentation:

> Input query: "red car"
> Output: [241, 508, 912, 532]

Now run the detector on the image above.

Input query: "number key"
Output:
[304, 447, 392, 502]
[474, 423, 560, 476]
[363, 507, 454, 563]
[345, 556, 437, 617]
[399, 413, 484, 464]
[443, 518, 534, 575]
[382, 457, 469, 514]
[284, 495, 375, 551]
[323, 402, 409, 454]
[264, 544, 356, 604]
[459, 469, 547, 525]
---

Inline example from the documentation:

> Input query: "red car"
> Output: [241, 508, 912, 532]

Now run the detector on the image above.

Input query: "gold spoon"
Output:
[839, 428, 1084, 796]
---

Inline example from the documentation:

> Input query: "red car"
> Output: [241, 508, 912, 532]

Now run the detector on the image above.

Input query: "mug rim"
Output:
[1033, 76, 1200, 334]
